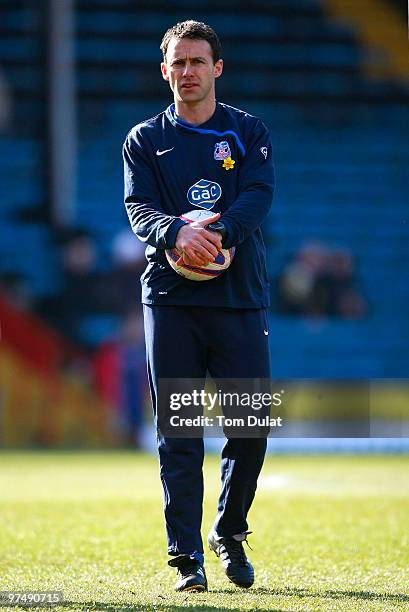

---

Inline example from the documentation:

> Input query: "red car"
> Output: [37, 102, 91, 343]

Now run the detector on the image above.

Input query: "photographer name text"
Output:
[169, 415, 283, 428]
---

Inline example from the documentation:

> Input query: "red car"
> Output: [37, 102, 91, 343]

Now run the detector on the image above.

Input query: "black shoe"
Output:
[208, 530, 254, 588]
[168, 555, 208, 592]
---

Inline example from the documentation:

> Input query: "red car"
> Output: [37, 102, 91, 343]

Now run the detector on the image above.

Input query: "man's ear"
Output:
[214, 59, 223, 79]
[161, 62, 169, 81]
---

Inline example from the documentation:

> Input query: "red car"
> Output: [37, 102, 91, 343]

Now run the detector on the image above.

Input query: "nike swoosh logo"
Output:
[156, 147, 174, 156]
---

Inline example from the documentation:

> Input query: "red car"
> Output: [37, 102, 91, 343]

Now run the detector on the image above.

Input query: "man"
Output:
[123, 20, 274, 592]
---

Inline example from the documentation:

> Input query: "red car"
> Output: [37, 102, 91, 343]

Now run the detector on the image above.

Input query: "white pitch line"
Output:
[258, 474, 289, 490]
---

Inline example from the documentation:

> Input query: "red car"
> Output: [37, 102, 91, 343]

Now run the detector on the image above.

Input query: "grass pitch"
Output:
[0, 451, 408, 612]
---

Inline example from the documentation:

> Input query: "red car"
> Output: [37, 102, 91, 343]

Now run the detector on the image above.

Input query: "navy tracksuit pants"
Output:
[143, 305, 271, 561]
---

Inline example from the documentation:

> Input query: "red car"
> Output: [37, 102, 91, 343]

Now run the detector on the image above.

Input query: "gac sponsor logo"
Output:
[187, 179, 222, 210]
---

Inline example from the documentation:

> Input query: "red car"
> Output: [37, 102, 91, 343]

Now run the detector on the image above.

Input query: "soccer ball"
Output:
[165, 210, 235, 281]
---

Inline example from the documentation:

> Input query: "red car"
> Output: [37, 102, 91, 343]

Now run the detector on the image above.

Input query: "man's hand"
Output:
[175, 213, 223, 266]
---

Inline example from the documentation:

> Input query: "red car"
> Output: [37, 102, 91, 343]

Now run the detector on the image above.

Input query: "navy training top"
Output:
[123, 102, 275, 308]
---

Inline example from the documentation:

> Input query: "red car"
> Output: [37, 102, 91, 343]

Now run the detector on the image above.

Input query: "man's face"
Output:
[161, 37, 223, 105]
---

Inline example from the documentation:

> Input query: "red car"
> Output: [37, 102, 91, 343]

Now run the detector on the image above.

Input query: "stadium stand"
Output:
[0, 1, 59, 298]
[0, 295, 117, 447]
[1, 0, 408, 377]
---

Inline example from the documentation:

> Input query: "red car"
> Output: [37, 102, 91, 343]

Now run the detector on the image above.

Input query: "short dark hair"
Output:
[160, 20, 222, 64]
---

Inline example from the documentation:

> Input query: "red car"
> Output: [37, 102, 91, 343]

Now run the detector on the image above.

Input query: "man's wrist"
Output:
[166, 218, 188, 249]
[207, 221, 227, 245]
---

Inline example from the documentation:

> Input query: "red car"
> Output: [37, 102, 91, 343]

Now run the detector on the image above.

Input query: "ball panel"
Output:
[180, 209, 214, 223]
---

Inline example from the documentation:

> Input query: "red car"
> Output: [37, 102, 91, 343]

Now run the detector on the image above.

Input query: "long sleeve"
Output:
[221, 120, 274, 249]
[123, 130, 186, 249]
